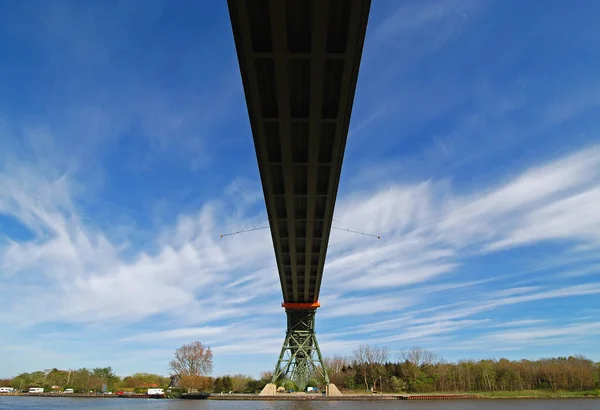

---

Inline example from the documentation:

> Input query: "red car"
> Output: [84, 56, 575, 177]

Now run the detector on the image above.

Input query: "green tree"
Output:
[10, 374, 29, 390]
[213, 377, 224, 392]
[279, 379, 298, 392]
[71, 368, 92, 392]
[126, 373, 169, 387]
[353, 345, 389, 390]
[222, 376, 233, 392]
[90, 367, 120, 391]
[121, 375, 142, 389]
[43, 369, 73, 390]
[230, 374, 252, 392]
[390, 376, 407, 392]
[245, 378, 268, 393]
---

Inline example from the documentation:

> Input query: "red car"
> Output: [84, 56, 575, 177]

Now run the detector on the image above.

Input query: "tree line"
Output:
[3, 343, 598, 394]
[3, 368, 173, 393]
[1, 367, 271, 394]
[0, 342, 270, 394]
[325, 346, 600, 393]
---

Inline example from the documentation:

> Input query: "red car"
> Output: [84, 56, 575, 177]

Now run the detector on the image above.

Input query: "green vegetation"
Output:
[477, 390, 600, 398]
[324, 346, 600, 395]
[2, 341, 269, 395]
[3, 343, 599, 397]
[8, 368, 121, 393]
[4, 368, 270, 394]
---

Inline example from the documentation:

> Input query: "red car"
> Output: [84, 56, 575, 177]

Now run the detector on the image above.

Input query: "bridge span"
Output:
[227, 0, 371, 392]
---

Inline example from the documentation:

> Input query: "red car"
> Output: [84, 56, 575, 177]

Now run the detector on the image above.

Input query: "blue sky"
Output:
[1, 0, 600, 378]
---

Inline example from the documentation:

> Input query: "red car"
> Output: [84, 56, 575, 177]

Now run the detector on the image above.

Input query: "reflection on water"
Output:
[0, 397, 599, 410]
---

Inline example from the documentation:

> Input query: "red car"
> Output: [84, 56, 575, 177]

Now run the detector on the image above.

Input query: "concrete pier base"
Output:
[326, 384, 342, 396]
[259, 383, 277, 396]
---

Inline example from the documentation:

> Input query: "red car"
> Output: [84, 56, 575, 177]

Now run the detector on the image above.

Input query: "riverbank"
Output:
[335, 390, 600, 399]
[477, 390, 600, 398]
[3, 390, 599, 401]
[206, 394, 475, 401]
[201, 391, 600, 400]
[0, 393, 165, 399]
[0, 393, 116, 398]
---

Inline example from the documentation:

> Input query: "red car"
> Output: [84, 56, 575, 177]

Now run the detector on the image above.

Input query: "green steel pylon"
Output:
[272, 308, 329, 391]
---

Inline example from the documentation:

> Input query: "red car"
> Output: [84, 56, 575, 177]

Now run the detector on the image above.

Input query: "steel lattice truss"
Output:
[272, 309, 328, 391]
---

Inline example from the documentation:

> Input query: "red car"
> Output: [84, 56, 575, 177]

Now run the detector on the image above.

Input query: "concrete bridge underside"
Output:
[228, 0, 370, 393]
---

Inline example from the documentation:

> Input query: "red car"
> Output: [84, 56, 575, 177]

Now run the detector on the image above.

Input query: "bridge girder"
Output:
[228, 0, 370, 389]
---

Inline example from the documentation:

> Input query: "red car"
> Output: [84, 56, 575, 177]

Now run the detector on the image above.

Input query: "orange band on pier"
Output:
[281, 302, 320, 310]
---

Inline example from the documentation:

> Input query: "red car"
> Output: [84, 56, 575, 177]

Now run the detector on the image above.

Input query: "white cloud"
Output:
[434, 321, 600, 355]
[436, 146, 600, 248]
[488, 319, 547, 328]
[489, 287, 540, 298]
[2, 141, 600, 368]
[405, 283, 600, 326]
[0, 162, 278, 325]
[321, 295, 414, 318]
[480, 322, 600, 344]
[120, 323, 282, 346]
[341, 282, 600, 341]
[324, 145, 600, 297]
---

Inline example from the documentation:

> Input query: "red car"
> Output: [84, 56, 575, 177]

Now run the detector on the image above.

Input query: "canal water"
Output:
[1, 397, 600, 410]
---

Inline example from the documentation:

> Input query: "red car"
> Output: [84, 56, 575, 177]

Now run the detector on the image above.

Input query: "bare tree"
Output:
[323, 355, 350, 373]
[169, 342, 213, 392]
[400, 346, 438, 367]
[323, 355, 351, 387]
[353, 345, 389, 390]
[260, 371, 273, 382]
[400, 346, 438, 387]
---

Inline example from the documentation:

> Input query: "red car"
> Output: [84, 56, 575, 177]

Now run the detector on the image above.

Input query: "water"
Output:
[1, 397, 599, 410]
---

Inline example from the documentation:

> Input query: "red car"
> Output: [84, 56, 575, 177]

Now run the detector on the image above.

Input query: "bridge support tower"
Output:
[260, 302, 340, 394]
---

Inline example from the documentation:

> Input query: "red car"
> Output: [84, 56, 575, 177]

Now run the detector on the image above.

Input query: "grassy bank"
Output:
[476, 390, 600, 398]
[340, 389, 600, 399]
